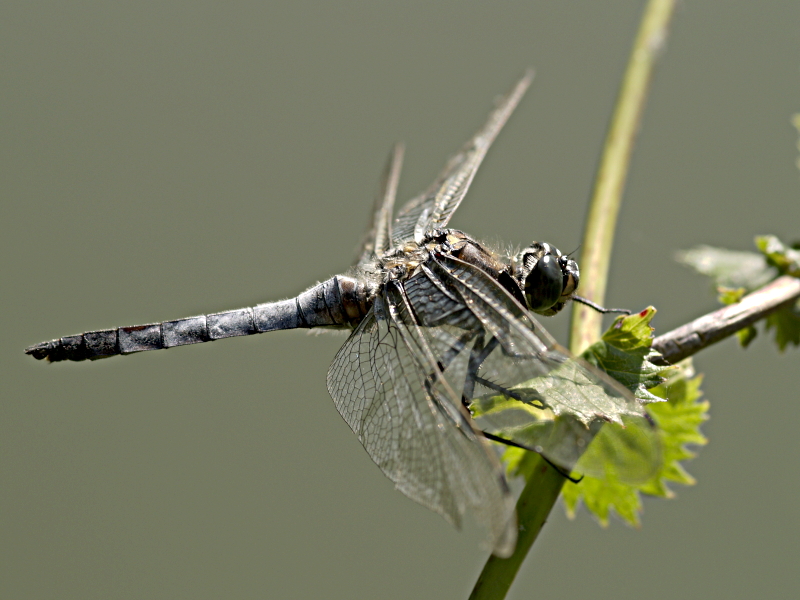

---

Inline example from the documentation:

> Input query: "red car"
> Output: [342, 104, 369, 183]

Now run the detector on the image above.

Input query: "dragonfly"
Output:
[26, 70, 660, 557]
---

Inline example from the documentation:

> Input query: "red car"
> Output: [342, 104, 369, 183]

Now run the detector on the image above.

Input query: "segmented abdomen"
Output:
[26, 275, 372, 362]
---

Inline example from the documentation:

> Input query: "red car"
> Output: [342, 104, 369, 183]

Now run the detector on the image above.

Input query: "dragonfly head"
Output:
[511, 242, 579, 315]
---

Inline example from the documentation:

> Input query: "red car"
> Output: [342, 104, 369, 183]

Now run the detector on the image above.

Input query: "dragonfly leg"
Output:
[419, 329, 478, 410]
[481, 431, 584, 483]
[472, 376, 545, 409]
[571, 295, 631, 315]
[461, 334, 495, 404]
[462, 335, 546, 410]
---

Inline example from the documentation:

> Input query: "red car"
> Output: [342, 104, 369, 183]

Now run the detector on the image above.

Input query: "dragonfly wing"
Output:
[326, 288, 516, 557]
[427, 254, 661, 483]
[356, 143, 405, 266]
[392, 70, 534, 245]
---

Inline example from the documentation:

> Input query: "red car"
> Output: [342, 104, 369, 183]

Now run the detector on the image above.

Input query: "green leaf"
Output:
[471, 311, 666, 428]
[559, 309, 674, 526]
[677, 245, 775, 292]
[717, 287, 746, 305]
[498, 309, 675, 527]
[562, 470, 645, 527]
[490, 309, 708, 528]
[562, 360, 709, 526]
[679, 236, 800, 352]
[640, 363, 708, 494]
[736, 325, 758, 348]
[751, 236, 800, 351]
[755, 235, 800, 276]
[582, 306, 666, 403]
[765, 305, 800, 350]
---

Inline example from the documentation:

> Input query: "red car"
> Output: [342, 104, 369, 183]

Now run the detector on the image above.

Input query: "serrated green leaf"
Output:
[717, 287, 747, 305]
[582, 307, 666, 402]
[677, 246, 775, 292]
[638, 364, 709, 495]
[755, 235, 800, 276]
[680, 236, 800, 354]
[751, 234, 800, 352]
[736, 325, 758, 348]
[494, 311, 707, 528]
[562, 471, 644, 527]
[559, 360, 708, 526]
[765, 305, 800, 350]
[599, 307, 658, 351]
[471, 310, 666, 430]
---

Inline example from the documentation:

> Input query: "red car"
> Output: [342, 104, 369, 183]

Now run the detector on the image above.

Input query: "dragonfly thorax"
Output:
[379, 229, 505, 282]
[511, 242, 579, 316]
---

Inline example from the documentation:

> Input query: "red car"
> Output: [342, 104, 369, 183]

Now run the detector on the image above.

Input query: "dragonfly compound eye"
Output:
[560, 257, 580, 298]
[523, 252, 564, 312]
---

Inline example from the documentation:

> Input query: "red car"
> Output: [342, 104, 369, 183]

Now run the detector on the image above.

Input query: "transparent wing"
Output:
[392, 70, 534, 245]
[326, 287, 516, 557]
[355, 143, 405, 266]
[424, 254, 662, 483]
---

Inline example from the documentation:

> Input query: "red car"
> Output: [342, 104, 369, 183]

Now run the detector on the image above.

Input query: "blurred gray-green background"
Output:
[3, 2, 800, 598]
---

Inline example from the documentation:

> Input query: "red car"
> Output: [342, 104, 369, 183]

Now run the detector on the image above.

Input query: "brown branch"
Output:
[651, 275, 800, 364]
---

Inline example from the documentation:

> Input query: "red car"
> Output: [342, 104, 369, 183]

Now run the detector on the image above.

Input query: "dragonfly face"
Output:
[512, 242, 580, 316]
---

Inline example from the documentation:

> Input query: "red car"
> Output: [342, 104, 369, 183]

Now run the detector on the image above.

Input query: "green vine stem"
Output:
[570, 0, 677, 354]
[469, 1, 678, 598]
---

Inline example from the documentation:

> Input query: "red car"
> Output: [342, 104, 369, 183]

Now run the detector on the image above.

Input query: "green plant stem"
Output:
[469, 459, 564, 600]
[570, 0, 677, 355]
[469, 1, 677, 598]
